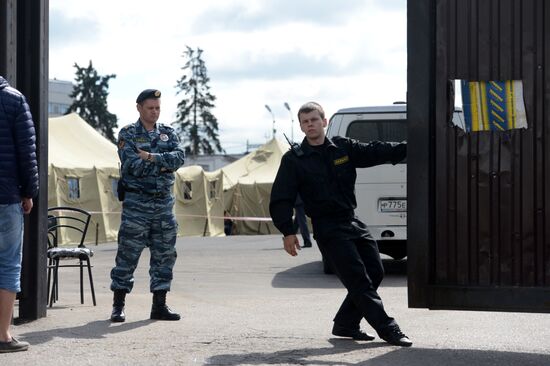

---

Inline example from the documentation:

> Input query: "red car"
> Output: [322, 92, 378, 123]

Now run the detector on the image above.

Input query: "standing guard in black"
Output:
[269, 101, 412, 347]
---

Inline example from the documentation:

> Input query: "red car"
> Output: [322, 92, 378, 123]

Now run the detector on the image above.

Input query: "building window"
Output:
[183, 181, 192, 200]
[111, 178, 119, 198]
[209, 180, 217, 199]
[48, 102, 70, 116]
[67, 177, 80, 200]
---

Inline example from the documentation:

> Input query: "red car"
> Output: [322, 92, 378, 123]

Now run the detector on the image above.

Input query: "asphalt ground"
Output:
[5, 235, 550, 366]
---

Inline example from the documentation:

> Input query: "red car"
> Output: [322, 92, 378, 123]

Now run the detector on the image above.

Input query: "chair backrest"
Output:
[47, 215, 59, 249]
[47, 207, 92, 248]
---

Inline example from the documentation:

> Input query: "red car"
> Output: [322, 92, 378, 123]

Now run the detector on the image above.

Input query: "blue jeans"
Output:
[0, 203, 24, 293]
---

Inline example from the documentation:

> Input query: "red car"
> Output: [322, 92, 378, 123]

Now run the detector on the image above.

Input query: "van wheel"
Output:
[388, 248, 407, 260]
[391, 253, 406, 260]
[378, 240, 407, 260]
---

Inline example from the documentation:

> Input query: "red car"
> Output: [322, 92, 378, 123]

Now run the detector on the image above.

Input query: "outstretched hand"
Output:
[283, 235, 301, 256]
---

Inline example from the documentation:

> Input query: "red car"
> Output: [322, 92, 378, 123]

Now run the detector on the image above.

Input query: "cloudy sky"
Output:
[49, 0, 407, 153]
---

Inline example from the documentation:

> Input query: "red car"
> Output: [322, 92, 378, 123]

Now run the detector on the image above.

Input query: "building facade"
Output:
[48, 78, 73, 117]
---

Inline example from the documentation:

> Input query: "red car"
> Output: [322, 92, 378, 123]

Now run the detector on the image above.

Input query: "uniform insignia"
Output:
[154, 90, 161, 97]
[118, 139, 125, 149]
[160, 134, 169, 142]
[134, 137, 148, 143]
[334, 155, 349, 165]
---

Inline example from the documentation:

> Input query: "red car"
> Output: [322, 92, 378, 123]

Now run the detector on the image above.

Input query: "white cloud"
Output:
[49, 0, 406, 153]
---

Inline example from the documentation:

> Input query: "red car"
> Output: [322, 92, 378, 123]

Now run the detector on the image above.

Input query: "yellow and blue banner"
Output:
[461, 80, 527, 132]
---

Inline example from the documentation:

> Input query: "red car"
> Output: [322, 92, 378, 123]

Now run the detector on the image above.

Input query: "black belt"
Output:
[124, 187, 169, 198]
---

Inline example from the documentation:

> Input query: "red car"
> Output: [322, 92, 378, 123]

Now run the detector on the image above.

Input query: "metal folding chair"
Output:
[47, 207, 96, 307]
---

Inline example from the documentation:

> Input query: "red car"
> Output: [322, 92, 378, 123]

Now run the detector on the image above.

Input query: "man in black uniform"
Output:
[269, 101, 412, 347]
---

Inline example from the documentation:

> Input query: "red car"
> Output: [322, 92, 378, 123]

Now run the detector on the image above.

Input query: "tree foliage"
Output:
[173, 46, 224, 155]
[66, 60, 118, 143]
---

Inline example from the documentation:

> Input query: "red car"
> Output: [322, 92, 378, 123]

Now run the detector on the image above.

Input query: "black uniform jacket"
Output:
[269, 136, 406, 241]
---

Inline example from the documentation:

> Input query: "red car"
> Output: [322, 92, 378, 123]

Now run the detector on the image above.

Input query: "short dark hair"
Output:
[297, 101, 325, 122]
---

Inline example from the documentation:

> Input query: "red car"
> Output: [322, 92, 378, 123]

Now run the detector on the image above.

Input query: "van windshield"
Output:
[347, 119, 407, 144]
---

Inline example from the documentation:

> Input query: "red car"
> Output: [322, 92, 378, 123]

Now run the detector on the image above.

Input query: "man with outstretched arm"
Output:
[269, 101, 411, 347]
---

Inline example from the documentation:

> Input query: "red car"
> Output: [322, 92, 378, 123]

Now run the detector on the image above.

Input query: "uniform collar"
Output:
[134, 119, 159, 134]
[300, 136, 337, 155]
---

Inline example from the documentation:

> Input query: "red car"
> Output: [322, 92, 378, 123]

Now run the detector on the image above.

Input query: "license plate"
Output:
[378, 199, 407, 212]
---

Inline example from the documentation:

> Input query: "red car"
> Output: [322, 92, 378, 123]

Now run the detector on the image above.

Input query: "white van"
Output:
[326, 104, 463, 267]
[326, 104, 408, 261]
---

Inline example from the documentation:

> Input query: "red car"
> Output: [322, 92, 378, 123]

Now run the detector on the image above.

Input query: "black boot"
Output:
[110, 289, 126, 322]
[150, 290, 180, 321]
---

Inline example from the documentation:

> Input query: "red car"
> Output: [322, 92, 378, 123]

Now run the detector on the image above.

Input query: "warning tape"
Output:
[64, 210, 273, 222]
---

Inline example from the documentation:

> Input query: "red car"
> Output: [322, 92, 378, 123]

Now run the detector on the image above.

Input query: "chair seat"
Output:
[47, 247, 94, 259]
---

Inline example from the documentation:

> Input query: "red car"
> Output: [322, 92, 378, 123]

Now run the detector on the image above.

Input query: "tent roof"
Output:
[176, 165, 222, 180]
[219, 138, 289, 188]
[49, 113, 119, 168]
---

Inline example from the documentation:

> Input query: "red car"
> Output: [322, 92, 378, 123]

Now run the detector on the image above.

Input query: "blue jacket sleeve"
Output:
[14, 95, 38, 198]
[151, 131, 185, 171]
[118, 128, 161, 177]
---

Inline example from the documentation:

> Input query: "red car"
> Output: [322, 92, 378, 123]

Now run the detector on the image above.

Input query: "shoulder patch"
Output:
[333, 155, 349, 165]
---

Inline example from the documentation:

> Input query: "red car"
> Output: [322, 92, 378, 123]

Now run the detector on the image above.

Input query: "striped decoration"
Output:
[460, 80, 527, 132]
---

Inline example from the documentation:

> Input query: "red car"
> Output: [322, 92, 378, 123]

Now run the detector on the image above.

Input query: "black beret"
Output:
[136, 89, 161, 103]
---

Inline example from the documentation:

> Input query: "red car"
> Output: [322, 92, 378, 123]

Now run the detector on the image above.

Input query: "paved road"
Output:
[6, 235, 550, 365]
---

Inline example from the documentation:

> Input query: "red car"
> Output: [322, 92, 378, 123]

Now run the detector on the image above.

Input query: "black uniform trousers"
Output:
[316, 234, 396, 332]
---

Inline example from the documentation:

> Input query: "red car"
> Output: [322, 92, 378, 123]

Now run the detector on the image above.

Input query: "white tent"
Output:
[218, 138, 290, 234]
[48, 113, 223, 242]
[174, 165, 224, 237]
[48, 113, 121, 243]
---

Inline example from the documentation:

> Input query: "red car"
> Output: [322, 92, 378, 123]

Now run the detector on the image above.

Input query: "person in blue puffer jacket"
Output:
[0, 75, 39, 353]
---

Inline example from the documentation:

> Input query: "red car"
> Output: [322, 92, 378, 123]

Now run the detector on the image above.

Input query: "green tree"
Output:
[66, 60, 118, 143]
[173, 46, 224, 155]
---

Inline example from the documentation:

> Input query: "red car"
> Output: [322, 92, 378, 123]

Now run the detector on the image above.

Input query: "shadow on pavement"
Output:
[271, 260, 407, 289]
[19, 319, 152, 345]
[206, 342, 550, 366]
[271, 262, 343, 289]
[207, 338, 384, 365]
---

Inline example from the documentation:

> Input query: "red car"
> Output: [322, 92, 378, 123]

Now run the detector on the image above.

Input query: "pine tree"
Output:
[66, 60, 118, 143]
[173, 46, 224, 155]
